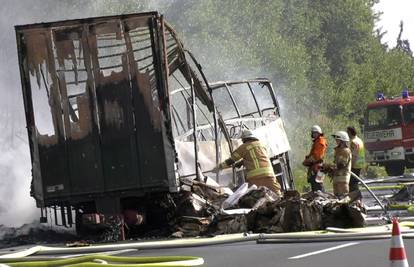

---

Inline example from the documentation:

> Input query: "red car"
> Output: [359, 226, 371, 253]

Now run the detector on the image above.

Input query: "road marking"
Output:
[288, 242, 359, 259]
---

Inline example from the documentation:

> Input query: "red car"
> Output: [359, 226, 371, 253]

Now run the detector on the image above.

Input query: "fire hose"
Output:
[2, 222, 414, 263]
[257, 227, 414, 243]
[0, 255, 204, 267]
[0, 233, 258, 257]
[0, 233, 259, 266]
[2, 225, 414, 265]
[350, 171, 392, 222]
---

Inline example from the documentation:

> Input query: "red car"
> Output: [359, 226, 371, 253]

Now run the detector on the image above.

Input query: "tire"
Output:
[385, 162, 405, 176]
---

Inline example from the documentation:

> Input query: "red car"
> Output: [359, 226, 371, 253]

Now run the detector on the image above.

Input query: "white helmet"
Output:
[332, 131, 350, 142]
[311, 125, 322, 134]
[241, 130, 256, 139]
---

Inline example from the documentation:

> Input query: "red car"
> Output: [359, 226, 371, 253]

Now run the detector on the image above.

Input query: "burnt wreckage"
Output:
[15, 12, 294, 235]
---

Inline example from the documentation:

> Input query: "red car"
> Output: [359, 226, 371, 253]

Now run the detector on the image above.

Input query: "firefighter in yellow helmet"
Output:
[214, 130, 282, 195]
[322, 131, 352, 197]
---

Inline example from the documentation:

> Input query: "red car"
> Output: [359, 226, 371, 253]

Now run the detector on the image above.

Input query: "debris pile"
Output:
[389, 184, 414, 203]
[171, 177, 366, 237]
[0, 179, 368, 247]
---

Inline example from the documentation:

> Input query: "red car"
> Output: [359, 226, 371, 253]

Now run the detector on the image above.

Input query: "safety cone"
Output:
[390, 217, 409, 267]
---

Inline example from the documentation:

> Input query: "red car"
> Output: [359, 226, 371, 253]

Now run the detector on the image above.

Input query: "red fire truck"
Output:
[364, 90, 414, 176]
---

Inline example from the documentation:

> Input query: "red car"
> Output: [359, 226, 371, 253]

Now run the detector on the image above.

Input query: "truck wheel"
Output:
[385, 162, 405, 176]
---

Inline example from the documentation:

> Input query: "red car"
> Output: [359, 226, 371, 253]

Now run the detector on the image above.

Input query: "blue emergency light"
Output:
[402, 88, 409, 99]
[376, 92, 385, 101]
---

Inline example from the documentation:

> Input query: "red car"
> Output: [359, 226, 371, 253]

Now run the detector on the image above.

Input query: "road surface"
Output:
[117, 238, 413, 267]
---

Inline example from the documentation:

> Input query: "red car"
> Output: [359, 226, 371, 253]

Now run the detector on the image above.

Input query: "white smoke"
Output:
[0, 137, 36, 226]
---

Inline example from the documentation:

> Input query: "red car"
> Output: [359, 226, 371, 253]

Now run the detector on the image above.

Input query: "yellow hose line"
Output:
[389, 204, 414, 211]
[1, 255, 204, 267]
[0, 233, 258, 257]
[2, 222, 414, 264]
[360, 185, 404, 191]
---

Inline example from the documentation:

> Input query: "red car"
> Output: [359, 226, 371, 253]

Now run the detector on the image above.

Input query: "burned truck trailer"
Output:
[15, 12, 293, 232]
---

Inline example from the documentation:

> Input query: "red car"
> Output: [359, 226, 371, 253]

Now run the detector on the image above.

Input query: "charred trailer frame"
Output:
[15, 12, 294, 233]
[15, 12, 183, 229]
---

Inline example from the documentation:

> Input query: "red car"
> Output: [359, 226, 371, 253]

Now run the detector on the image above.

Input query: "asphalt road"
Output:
[119, 238, 414, 267]
[0, 236, 412, 266]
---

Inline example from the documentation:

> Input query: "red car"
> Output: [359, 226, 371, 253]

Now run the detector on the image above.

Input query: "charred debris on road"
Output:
[0, 182, 366, 247]
[169, 178, 366, 238]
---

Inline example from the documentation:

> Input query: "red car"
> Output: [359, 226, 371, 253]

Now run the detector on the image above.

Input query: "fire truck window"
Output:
[367, 108, 385, 127]
[403, 105, 414, 123]
[367, 105, 402, 128]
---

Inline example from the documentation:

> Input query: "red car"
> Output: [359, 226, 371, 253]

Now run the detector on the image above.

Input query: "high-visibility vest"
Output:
[229, 140, 275, 179]
[351, 136, 365, 169]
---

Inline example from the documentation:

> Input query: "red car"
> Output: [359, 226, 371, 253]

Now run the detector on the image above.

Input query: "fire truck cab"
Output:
[364, 90, 414, 176]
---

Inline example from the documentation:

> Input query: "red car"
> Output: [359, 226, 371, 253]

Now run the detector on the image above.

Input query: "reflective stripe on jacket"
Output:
[350, 136, 365, 169]
[333, 146, 352, 183]
[230, 140, 275, 180]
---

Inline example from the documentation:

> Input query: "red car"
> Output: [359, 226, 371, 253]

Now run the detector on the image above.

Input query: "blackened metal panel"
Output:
[91, 20, 140, 191]
[132, 72, 171, 189]
[52, 26, 104, 194]
[67, 137, 104, 193]
[96, 76, 139, 191]
[15, 30, 44, 203]
[16, 13, 179, 206]
[125, 16, 176, 190]
[38, 144, 70, 198]
[16, 29, 72, 200]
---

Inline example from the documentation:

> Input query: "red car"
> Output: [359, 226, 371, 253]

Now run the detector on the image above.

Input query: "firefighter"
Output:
[323, 131, 352, 197]
[213, 130, 282, 195]
[302, 125, 328, 192]
[347, 126, 365, 192]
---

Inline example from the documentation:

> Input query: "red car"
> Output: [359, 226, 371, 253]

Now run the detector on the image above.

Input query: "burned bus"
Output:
[15, 12, 293, 234]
